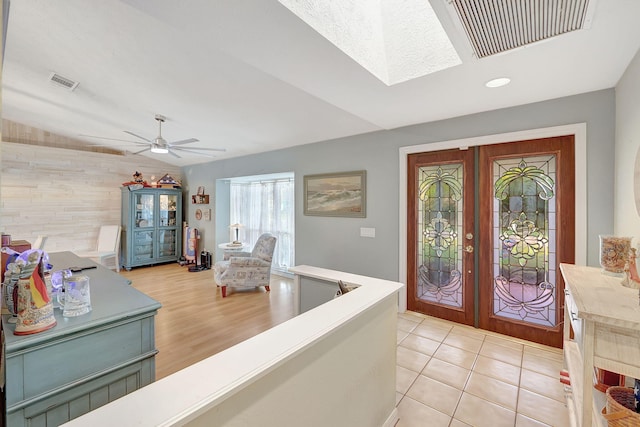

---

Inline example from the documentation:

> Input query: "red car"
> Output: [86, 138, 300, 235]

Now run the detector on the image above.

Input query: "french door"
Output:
[407, 136, 575, 347]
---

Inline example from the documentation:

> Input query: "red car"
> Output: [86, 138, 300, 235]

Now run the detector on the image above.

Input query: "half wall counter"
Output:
[61, 265, 402, 427]
[1, 251, 161, 427]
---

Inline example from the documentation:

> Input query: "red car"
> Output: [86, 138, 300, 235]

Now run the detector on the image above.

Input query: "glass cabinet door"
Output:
[158, 229, 177, 257]
[133, 230, 154, 262]
[159, 194, 178, 227]
[135, 193, 154, 228]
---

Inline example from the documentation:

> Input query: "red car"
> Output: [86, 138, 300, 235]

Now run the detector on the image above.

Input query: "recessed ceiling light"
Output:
[485, 77, 511, 88]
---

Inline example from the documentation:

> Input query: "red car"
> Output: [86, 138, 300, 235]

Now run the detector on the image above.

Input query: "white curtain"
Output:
[230, 178, 294, 273]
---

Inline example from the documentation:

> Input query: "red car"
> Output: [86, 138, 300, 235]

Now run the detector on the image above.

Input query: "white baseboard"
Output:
[382, 407, 399, 427]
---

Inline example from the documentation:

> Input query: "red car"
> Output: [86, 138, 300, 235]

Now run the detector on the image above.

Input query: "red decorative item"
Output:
[595, 368, 625, 393]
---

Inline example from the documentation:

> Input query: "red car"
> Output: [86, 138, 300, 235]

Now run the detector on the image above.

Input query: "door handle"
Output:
[464, 245, 474, 253]
[465, 233, 473, 240]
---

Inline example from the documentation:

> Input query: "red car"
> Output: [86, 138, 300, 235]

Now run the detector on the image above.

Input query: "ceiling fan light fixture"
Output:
[150, 115, 170, 153]
[151, 142, 169, 154]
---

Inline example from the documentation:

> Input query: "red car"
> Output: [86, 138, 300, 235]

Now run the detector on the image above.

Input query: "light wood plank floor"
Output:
[120, 263, 295, 379]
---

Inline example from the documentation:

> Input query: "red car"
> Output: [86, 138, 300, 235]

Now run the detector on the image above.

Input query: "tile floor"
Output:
[395, 311, 570, 427]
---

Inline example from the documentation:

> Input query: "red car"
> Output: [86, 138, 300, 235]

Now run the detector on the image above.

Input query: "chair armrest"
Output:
[223, 251, 251, 261]
[228, 257, 269, 268]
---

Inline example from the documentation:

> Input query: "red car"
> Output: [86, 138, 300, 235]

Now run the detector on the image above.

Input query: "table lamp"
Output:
[230, 223, 243, 244]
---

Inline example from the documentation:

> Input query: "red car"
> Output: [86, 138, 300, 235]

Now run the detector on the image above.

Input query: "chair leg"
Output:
[265, 285, 270, 292]
[221, 286, 227, 298]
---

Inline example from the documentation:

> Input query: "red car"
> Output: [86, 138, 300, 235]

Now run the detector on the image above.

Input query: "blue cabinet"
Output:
[121, 187, 182, 270]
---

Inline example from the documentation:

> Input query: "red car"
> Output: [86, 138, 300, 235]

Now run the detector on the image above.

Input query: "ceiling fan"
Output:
[83, 114, 226, 158]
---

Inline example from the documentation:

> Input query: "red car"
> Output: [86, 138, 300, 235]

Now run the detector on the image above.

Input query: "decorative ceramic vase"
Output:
[15, 276, 57, 335]
[4, 277, 19, 315]
[599, 235, 632, 275]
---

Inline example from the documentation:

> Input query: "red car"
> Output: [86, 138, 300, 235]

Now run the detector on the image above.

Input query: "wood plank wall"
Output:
[2, 119, 124, 155]
[1, 125, 182, 254]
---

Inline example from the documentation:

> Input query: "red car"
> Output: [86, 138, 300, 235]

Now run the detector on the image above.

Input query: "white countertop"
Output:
[560, 263, 640, 330]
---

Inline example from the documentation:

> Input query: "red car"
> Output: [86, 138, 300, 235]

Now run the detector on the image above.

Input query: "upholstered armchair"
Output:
[213, 233, 277, 297]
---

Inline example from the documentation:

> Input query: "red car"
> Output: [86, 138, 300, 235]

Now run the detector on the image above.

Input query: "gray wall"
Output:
[183, 89, 615, 281]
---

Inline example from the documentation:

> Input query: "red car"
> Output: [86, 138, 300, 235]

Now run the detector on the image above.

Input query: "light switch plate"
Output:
[360, 227, 375, 238]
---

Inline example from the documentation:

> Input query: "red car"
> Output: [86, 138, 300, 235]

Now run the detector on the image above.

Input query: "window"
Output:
[229, 175, 294, 274]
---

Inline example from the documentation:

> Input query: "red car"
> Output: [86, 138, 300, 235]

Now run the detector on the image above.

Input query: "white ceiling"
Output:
[3, 0, 640, 167]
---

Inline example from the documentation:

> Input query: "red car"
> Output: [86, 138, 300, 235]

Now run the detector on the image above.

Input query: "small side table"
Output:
[218, 242, 250, 251]
[218, 242, 250, 260]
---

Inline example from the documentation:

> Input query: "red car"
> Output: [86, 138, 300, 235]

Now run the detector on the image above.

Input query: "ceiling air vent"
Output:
[48, 72, 79, 91]
[450, 0, 593, 58]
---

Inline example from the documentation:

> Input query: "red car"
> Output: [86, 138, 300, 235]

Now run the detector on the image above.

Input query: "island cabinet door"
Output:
[4, 315, 157, 426]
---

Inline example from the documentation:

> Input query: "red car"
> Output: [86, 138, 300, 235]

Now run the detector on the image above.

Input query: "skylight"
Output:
[278, 0, 461, 86]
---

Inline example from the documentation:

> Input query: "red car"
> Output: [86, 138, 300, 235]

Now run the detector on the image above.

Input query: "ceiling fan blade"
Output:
[172, 146, 227, 152]
[169, 138, 199, 146]
[88, 142, 148, 148]
[168, 149, 181, 159]
[123, 131, 151, 142]
[79, 134, 147, 145]
[132, 147, 151, 155]
[170, 147, 216, 157]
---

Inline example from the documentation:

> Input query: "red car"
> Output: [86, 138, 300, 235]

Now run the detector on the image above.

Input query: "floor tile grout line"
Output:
[396, 314, 567, 426]
[397, 321, 568, 424]
[444, 332, 487, 425]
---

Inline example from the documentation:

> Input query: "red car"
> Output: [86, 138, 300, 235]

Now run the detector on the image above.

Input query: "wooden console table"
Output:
[1, 251, 161, 427]
[560, 263, 640, 427]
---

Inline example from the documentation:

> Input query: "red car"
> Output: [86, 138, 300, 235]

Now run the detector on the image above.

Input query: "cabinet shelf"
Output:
[192, 194, 209, 204]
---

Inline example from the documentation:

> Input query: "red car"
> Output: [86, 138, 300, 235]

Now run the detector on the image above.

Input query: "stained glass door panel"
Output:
[417, 165, 463, 307]
[478, 136, 574, 348]
[407, 149, 475, 326]
[492, 155, 557, 326]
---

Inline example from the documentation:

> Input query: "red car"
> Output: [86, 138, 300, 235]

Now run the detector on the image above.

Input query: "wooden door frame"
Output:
[398, 123, 587, 313]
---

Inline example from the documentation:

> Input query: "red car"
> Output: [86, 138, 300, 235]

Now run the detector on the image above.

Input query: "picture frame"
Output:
[304, 170, 366, 217]
[197, 186, 205, 195]
[203, 209, 211, 221]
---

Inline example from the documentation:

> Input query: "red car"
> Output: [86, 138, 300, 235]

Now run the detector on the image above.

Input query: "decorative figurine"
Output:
[3, 249, 57, 335]
[622, 247, 640, 289]
[157, 173, 181, 188]
[133, 170, 144, 183]
[122, 171, 150, 188]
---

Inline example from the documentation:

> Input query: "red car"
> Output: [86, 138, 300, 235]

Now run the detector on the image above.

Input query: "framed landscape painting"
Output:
[304, 170, 366, 217]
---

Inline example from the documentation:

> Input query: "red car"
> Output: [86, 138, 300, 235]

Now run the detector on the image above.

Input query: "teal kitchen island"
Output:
[1, 251, 161, 427]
